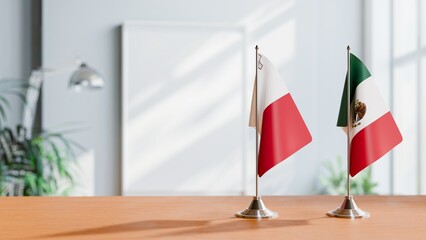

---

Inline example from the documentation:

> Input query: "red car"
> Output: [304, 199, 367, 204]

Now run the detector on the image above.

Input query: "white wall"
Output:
[0, 0, 32, 127]
[42, 0, 363, 195]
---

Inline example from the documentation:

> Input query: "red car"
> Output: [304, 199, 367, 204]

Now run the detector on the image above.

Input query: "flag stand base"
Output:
[327, 195, 370, 219]
[236, 196, 278, 219]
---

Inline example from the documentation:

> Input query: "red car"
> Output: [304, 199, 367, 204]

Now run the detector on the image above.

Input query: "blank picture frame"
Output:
[121, 21, 249, 195]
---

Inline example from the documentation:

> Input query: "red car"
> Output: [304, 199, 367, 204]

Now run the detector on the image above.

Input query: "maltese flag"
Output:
[249, 53, 312, 177]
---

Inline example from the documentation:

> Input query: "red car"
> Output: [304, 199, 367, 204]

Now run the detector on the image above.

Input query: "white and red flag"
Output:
[249, 53, 312, 177]
[337, 53, 403, 176]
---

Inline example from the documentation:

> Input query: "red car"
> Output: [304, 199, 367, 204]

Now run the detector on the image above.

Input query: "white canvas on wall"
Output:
[121, 21, 248, 195]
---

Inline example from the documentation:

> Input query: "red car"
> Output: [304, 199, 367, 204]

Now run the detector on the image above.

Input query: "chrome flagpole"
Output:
[236, 45, 277, 219]
[327, 46, 369, 219]
[255, 45, 260, 199]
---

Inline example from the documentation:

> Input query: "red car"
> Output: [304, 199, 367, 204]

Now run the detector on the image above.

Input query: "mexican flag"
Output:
[337, 53, 403, 177]
[249, 53, 312, 177]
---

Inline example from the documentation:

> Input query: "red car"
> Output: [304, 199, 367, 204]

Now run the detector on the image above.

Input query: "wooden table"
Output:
[0, 196, 425, 239]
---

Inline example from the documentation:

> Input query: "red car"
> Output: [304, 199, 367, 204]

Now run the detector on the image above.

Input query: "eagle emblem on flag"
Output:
[353, 99, 366, 127]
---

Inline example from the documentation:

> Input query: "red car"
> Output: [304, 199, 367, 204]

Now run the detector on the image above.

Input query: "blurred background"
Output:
[0, 0, 424, 196]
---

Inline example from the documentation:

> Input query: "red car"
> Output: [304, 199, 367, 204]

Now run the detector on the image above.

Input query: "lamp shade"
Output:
[69, 63, 104, 90]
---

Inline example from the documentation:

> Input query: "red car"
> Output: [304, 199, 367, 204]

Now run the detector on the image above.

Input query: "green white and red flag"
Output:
[337, 53, 403, 176]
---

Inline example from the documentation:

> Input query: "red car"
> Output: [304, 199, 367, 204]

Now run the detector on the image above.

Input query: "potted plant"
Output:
[0, 79, 80, 196]
[318, 156, 378, 195]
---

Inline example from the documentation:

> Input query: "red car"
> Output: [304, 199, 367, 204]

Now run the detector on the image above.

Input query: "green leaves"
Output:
[319, 156, 378, 195]
[0, 78, 80, 196]
[0, 126, 79, 196]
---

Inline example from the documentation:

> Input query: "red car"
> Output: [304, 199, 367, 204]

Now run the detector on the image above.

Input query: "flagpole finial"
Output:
[347, 45, 351, 51]
[255, 45, 259, 50]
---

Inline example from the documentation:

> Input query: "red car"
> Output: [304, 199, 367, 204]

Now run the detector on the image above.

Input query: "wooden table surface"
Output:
[0, 196, 425, 239]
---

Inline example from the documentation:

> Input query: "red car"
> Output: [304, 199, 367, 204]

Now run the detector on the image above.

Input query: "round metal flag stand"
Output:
[327, 195, 370, 219]
[236, 196, 277, 219]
